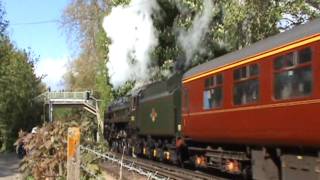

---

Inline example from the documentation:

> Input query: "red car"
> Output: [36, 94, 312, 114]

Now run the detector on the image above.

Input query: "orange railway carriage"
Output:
[182, 19, 320, 148]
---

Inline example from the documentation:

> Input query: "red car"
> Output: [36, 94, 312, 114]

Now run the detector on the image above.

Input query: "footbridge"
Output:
[36, 91, 100, 122]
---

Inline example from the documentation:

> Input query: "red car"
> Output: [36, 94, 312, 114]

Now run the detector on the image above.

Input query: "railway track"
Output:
[81, 146, 227, 180]
[115, 154, 226, 180]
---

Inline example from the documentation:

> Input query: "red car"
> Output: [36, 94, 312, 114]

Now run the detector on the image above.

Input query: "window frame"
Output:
[203, 74, 224, 110]
[272, 47, 313, 101]
[233, 63, 260, 106]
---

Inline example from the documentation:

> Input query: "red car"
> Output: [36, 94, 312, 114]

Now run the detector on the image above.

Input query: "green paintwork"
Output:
[106, 98, 130, 123]
[135, 74, 182, 137]
[106, 74, 182, 137]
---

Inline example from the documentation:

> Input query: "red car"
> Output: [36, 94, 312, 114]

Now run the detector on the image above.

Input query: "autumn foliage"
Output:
[15, 114, 101, 179]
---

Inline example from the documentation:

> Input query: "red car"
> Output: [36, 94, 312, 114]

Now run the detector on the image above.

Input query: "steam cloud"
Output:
[103, 0, 214, 87]
[103, 0, 160, 87]
[177, 0, 214, 66]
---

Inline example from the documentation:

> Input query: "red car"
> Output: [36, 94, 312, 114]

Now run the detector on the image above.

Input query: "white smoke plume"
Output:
[177, 0, 214, 65]
[103, 0, 160, 87]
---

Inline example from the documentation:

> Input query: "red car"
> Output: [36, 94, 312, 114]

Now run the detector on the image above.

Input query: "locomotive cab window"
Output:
[274, 47, 312, 100]
[131, 96, 138, 110]
[203, 74, 223, 110]
[233, 64, 260, 105]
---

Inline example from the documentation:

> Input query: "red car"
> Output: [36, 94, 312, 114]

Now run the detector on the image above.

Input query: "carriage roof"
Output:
[183, 18, 320, 81]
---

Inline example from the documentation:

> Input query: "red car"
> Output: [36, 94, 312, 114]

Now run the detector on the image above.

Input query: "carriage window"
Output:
[203, 74, 223, 109]
[204, 88, 222, 109]
[233, 64, 260, 105]
[249, 64, 259, 76]
[274, 47, 312, 100]
[298, 47, 312, 64]
[234, 80, 259, 105]
[274, 52, 294, 70]
[234, 64, 259, 80]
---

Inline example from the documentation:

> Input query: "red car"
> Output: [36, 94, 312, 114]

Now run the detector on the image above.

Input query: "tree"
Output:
[0, 2, 7, 37]
[0, 2, 45, 151]
[62, 0, 113, 141]
[62, 0, 108, 91]
[154, 0, 320, 69]
[216, 0, 320, 51]
[0, 41, 44, 151]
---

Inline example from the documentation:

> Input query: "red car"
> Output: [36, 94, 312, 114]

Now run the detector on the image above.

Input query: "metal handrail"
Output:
[36, 91, 91, 102]
[35, 91, 101, 121]
[47, 92, 88, 100]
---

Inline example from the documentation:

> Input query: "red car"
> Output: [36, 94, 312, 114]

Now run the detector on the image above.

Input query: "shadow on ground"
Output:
[0, 153, 20, 179]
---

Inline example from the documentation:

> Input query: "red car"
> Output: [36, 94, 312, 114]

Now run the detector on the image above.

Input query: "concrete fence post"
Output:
[67, 127, 80, 180]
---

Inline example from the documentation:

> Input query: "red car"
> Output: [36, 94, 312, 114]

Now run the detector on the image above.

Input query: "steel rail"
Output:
[80, 145, 167, 180]
[118, 154, 223, 180]
[80, 145, 226, 180]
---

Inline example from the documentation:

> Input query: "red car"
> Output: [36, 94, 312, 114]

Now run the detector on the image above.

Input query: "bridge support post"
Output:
[95, 101, 103, 142]
[49, 101, 53, 122]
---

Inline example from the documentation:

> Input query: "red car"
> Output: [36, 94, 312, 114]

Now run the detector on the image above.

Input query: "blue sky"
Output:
[3, 0, 71, 90]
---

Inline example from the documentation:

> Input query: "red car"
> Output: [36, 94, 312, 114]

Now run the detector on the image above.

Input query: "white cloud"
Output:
[35, 56, 68, 91]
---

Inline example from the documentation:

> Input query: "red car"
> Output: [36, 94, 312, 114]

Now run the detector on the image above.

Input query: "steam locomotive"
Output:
[104, 19, 320, 180]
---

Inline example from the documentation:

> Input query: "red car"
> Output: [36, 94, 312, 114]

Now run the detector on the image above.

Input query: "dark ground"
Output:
[0, 153, 21, 180]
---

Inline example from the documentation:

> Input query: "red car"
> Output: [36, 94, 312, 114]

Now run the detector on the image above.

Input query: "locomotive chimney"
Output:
[175, 54, 186, 73]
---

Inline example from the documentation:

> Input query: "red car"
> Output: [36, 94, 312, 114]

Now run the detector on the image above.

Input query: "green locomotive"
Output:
[105, 73, 183, 162]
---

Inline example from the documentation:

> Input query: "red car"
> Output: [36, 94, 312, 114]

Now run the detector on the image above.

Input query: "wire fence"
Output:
[80, 145, 168, 180]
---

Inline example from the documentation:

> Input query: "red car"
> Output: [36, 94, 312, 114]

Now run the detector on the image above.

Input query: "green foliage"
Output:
[91, 8, 112, 142]
[0, 2, 44, 152]
[0, 40, 44, 151]
[53, 108, 80, 121]
[152, 0, 180, 68]
[152, 0, 320, 71]
[111, 0, 131, 6]
[216, 0, 280, 49]
[111, 81, 134, 99]
[211, 0, 320, 51]
[0, 2, 8, 37]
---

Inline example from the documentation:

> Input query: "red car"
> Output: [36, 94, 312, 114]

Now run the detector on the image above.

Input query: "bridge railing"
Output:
[47, 91, 88, 100]
[35, 91, 91, 102]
